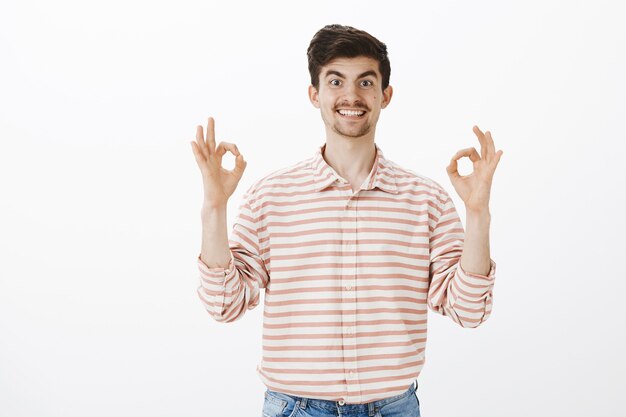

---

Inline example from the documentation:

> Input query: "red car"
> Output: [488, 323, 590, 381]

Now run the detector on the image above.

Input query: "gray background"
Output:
[1, 0, 624, 415]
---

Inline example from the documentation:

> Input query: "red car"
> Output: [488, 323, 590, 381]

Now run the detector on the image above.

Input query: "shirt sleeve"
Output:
[196, 185, 270, 323]
[427, 190, 497, 328]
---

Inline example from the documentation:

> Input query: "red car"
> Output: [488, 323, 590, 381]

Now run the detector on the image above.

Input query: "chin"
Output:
[334, 128, 371, 138]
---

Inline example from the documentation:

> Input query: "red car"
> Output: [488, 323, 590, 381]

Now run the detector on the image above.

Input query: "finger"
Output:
[472, 125, 485, 137]
[195, 125, 209, 160]
[190, 141, 202, 161]
[452, 147, 481, 163]
[446, 157, 460, 179]
[190, 142, 208, 173]
[232, 154, 247, 175]
[207, 117, 216, 155]
[494, 149, 503, 166]
[485, 130, 496, 160]
[215, 141, 241, 160]
[472, 125, 487, 159]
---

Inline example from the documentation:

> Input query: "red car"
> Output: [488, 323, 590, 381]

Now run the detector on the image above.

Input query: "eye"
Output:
[330, 79, 341, 86]
[361, 80, 373, 87]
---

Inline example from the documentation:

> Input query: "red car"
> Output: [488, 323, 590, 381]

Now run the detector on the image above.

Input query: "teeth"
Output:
[338, 110, 364, 116]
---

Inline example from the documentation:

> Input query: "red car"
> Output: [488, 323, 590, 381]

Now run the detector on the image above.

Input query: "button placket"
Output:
[344, 195, 360, 401]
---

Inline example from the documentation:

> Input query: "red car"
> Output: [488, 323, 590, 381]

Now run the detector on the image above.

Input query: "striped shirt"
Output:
[197, 142, 497, 404]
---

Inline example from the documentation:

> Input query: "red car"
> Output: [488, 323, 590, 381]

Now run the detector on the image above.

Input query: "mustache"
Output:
[334, 103, 368, 111]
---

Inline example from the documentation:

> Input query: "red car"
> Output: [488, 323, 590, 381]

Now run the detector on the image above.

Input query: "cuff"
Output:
[455, 258, 496, 302]
[197, 253, 236, 285]
[458, 258, 496, 283]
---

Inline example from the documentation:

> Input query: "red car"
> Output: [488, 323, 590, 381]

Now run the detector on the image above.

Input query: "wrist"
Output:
[201, 202, 227, 217]
[466, 208, 491, 224]
[466, 206, 490, 217]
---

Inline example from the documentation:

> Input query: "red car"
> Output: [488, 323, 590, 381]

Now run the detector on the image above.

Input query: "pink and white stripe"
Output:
[197, 142, 496, 404]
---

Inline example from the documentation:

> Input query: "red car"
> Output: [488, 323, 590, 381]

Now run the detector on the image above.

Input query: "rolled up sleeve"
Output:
[427, 191, 497, 328]
[196, 186, 269, 323]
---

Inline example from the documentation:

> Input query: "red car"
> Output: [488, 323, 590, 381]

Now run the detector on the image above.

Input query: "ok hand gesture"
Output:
[446, 126, 503, 213]
[190, 117, 247, 209]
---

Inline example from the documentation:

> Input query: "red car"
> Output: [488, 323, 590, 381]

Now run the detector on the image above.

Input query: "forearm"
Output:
[459, 208, 491, 276]
[200, 204, 233, 268]
[196, 197, 268, 323]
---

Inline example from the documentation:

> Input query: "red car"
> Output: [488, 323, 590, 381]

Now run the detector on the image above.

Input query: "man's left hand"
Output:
[446, 125, 503, 212]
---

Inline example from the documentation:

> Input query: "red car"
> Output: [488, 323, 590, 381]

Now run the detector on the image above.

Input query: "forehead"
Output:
[321, 56, 381, 78]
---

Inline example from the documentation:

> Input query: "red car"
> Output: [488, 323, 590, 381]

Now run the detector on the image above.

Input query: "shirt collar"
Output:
[310, 142, 399, 194]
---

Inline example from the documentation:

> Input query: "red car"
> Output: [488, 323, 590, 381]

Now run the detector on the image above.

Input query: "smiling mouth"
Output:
[336, 109, 367, 120]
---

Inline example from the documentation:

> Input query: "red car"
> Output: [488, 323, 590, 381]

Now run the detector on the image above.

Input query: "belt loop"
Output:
[368, 401, 376, 416]
[299, 397, 307, 409]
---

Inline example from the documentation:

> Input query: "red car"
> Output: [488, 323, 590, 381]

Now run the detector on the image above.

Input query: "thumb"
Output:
[446, 159, 460, 180]
[233, 154, 247, 175]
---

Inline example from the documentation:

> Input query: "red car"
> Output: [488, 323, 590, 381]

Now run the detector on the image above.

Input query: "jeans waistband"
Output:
[266, 380, 418, 416]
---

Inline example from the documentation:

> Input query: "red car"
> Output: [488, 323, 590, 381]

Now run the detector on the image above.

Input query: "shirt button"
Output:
[345, 285, 352, 290]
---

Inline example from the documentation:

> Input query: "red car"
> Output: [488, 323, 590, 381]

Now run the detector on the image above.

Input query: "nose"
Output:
[340, 82, 364, 107]
[342, 82, 361, 101]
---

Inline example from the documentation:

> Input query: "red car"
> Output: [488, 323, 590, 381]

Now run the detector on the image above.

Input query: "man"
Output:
[191, 24, 502, 417]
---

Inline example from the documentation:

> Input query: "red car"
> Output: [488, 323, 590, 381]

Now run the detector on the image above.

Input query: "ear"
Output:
[308, 85, 320, 109]
[381, 85, 393, 109]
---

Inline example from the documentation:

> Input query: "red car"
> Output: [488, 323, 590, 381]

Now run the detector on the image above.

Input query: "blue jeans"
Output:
[262, 380, 420, 417]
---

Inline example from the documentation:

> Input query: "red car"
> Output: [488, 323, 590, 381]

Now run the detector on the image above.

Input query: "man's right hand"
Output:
[191, 117, 247, 209]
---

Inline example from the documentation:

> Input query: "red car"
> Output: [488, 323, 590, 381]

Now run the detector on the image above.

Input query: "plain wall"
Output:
[1, 0, 624, 416]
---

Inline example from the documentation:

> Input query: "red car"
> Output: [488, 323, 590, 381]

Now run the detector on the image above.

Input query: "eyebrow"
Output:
[324, 69, 378, 79]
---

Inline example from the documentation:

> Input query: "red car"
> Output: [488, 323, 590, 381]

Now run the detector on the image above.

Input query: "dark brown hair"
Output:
[307, 24, 391, 92]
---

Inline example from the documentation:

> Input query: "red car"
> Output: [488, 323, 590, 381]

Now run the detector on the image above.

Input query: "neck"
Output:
[322, 133, 377, 186]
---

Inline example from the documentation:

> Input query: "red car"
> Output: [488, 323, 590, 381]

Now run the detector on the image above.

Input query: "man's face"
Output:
[308, 56, 393, 139]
